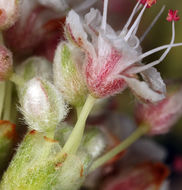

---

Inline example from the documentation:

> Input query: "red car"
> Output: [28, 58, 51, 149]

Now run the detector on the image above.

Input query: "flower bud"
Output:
[16, 56, 52, 82]
[21, 77, 67, 132]
[135, 88, 182, 135]
[53, 42, 87, 107]
[0, 45, 13, 81]
[0, 0, 20, 30]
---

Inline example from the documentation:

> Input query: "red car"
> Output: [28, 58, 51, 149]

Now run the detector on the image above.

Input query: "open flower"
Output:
[65, 0, 182, 102]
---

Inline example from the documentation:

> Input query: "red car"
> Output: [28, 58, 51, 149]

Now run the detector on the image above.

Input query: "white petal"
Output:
[141, 66, 166, 94]
[124, 77, 165, 103]
[66, 10, 88, 46]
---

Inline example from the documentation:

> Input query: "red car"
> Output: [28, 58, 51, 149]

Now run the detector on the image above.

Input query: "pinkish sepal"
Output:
[135, 88, 182, 135]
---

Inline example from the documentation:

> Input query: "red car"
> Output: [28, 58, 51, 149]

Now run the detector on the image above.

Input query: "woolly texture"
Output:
[53, 42, 88, 107]
[21, 77, 67, 132]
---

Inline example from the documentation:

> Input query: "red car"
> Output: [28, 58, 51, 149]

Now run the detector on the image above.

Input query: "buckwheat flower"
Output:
[135, 87, 182, 135]
[65, 0, 182, 102]
[0, 45, 13, 81]
[0, 0, 20, 30]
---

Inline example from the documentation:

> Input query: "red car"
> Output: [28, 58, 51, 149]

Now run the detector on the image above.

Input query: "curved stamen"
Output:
[128, 21, 176, 74]
[124, 3, 147, 41]
[121, 1, 141, 32]
[140, 6, 165, 42]
[101, 0, 109, 32]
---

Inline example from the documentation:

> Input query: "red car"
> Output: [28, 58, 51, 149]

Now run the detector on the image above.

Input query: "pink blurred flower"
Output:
[100, 162, 169, 190]
[0, 0, 20, 30]
[135, 88, 182, 135]
[3, 0, 98, 61]
[65, 0, 182, 101]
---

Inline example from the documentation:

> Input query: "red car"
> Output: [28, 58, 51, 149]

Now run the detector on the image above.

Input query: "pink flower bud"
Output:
[0, 45, 13, 81]
[135, 88, 182, 135]
[101, 162, 169, 190]
[0, 0, 20, 30]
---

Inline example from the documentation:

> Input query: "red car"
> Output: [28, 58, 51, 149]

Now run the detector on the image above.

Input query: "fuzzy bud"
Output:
[0, 0, 20, 30]
[53, 42, 88, 107]
[16, 56, 52, 82]
[135, 88, 182, 135]
[21, 77, 67, 132]
[82, 127, 106, 159]
[0, 45, 13, 81]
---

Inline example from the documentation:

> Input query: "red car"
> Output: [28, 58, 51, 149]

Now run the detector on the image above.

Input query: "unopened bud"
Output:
[16, 56, 52, 82]
[135, 88, 182, 135]
[0, 45, 13, 81]
[53, 42, 88, 107]
[21, 77, 67, 132]
[0, 0, 20, 30]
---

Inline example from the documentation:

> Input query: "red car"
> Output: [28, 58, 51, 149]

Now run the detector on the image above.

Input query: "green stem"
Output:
[89, 125, 149, 172]
[62, 94, 96, 154]
[3, 81, 13, 121]
[0, 82, 6, 119]
[76, 106, 82, 118]
[9, 73, 25, 86]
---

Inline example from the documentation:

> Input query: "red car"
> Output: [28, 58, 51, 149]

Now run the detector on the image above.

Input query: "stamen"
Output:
[140, 6, 165, 42]
[124, 3, 147, 41]
[128, 21, 179, 74]
[121, 1, 141, 32]
[101, 0, 109, 32]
